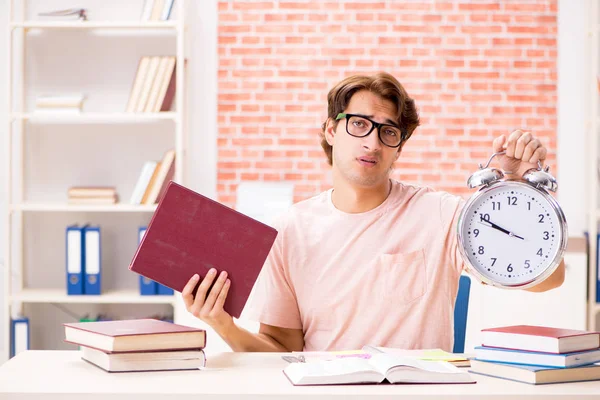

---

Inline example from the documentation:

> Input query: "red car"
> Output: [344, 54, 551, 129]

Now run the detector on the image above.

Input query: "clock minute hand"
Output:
[479, 219, 525, 240]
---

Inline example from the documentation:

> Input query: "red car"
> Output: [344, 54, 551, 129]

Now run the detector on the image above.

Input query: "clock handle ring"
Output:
[480, 151, 546, 173]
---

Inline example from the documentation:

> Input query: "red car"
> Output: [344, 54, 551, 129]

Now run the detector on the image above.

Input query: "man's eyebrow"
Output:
[361, 114, 399, 127]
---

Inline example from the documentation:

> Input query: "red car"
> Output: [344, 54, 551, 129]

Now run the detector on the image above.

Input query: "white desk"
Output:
[0, 351, 600, 399]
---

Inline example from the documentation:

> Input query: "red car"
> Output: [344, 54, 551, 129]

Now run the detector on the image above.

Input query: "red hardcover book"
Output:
[63, 318, 206, 353]
[129, 181, 278, 318]
[481, 325, 600, 354]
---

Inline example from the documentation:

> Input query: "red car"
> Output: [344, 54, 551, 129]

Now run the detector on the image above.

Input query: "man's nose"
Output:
[362, 126, 382, 151]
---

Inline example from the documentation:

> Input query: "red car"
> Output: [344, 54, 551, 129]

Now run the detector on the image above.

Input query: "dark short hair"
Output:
[319, 72, 420, 165]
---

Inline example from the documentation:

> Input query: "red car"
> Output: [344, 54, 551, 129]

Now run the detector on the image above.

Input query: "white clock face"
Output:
[459, 182, 565, 287]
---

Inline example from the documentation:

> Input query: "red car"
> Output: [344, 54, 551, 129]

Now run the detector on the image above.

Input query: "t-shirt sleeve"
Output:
[240, 214, 303, 330]
[439, 192, 467, 277]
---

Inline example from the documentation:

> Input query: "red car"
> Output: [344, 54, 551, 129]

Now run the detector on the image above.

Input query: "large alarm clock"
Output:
[457, 151, 568, 289]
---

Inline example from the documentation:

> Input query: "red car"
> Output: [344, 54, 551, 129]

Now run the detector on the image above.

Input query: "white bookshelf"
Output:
[3, 0, 187, 362]
[11, 203, 158, 213]
[11, 288, 177, 305]
[11, 21, 179, 29]
[12, 112, 177, 122]
[588, 0, 600, 331]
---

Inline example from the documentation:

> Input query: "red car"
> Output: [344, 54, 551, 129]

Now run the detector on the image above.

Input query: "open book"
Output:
[283, 353, 475, 385]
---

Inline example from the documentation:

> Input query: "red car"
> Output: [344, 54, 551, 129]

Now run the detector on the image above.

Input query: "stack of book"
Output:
[64, 318, 206, 373]
[470, 325, 600, 385]
[35, 94, 85, 114]
[126, 56, 176, 113]
[129, 149, 176, 205]
[68, 187, 118, 205]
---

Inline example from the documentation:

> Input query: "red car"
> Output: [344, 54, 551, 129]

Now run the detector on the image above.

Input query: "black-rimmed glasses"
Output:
[336, 113, 405, 148]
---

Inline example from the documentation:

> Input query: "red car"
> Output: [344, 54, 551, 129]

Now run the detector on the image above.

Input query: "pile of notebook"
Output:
[67, 187, 118, 205]
[469, 325, 600, 385]
[63, 318, 206, 373]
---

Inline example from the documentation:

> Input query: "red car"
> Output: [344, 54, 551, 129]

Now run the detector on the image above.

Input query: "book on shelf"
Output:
[68, 187, 116, 198]
[283, 353, 475, 386]
[469, 359, 600, 385]
[126, 55, 176, 113]
[481, 325, 600, 354]
[142, 149, 176, 204]
[130, 161, 158, 204]
[64, 318, 206, 353]
[67, 186, 118, 205]
[34, 94, 85, 114]
[474, 346, 600, 369]
[141, 0, 175, 21]
[81, 346, 205, 372]
[129, 181, 278, 319]
[37, 8, 87, 21]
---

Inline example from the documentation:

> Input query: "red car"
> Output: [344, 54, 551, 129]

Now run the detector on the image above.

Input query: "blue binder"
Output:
[10, 317, 30, 358]
[83, 225, 101, 295]
[66, 225, 84, 295]
[138, 226, 158, 295]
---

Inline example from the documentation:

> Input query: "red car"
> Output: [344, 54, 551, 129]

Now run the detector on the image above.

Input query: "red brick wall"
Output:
[217, 0, 557, 207]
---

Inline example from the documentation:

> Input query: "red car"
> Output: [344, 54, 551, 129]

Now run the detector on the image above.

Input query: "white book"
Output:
[135, 56, 161, 112]
[283, 353, 475, 386]
[474, 346, 600, 368]
[130, 161, 158, 204]
[81, 346, 206, 372]
[140, 0, 155, 21]
[161, 0, 175, 20]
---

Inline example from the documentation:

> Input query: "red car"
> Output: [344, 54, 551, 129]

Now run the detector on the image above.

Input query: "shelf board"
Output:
[11, 203, 157, 212]
[11, 289, 176, 304]
[13, 112, 177, 123]
[11, 21, 178, 30]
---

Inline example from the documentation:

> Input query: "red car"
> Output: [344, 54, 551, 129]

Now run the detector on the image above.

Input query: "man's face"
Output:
[326, 90, 401, 188]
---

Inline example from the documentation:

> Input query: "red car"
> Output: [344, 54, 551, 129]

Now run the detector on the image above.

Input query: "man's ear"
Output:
[325, 118, 336, 146]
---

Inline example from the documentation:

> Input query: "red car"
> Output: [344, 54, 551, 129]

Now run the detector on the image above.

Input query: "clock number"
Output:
[527, 201, 531, 210]
[537, 248, 543, 256]
[491, 257, 497, 266]
[538, 214, 545, 223]
[478, 246, 485, 255]
[492, 201, 501, 211]
[524, 260, 531, 269]
[480, 214, 490, 222]
[507, 264, 513, 273]
[473, 229, 479, 237]
[507, 196, 517, 206]
[543, 231, 549, 240]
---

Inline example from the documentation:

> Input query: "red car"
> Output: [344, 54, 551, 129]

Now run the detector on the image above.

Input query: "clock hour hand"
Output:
[479, 219, 525, 240]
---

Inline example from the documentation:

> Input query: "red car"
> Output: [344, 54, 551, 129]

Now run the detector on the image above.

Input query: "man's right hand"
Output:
[182, 268, 233, 332]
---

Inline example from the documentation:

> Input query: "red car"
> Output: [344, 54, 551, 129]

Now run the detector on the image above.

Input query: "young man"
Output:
[182, 72, 565, 352]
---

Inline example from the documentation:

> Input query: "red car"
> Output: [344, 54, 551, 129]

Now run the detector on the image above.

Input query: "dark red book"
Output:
[481, 325, 600, 354]
[129, 181, 278, 318]
[64, 318, 206, 352]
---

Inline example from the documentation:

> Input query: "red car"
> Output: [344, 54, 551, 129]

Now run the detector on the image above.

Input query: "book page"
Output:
[368, 353, 464, 375]
[284, 358, 384, 385]
[364, 345, 469, 362]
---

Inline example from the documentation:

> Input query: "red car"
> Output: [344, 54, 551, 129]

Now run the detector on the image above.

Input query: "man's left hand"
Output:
[492, 129, 548, 178]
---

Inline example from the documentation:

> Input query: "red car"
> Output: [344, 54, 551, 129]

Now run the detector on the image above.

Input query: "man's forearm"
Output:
[216, 319, 289, 352]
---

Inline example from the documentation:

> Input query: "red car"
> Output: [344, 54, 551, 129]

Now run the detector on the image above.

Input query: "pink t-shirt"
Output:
[242, 179, 466, 352]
